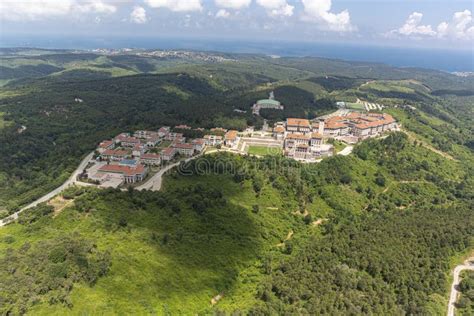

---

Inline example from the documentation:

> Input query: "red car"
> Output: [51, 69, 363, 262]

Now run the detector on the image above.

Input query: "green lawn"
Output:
[247, 145, 282, 156]
[331, 139, 347, 153]
[345, 102, 366, 110]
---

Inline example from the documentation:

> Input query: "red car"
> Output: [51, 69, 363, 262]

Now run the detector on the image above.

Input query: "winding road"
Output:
[1, 139, 354, 227]
[136, 154, 203, 191]
[447, 258, 474, 316]
[0, 152, 94, 227]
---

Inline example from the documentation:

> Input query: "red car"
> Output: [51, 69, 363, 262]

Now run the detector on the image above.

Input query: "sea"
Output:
[1, 35, 473, 72]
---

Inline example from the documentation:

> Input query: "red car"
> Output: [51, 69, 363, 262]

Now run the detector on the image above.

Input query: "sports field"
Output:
[247, 145, 282, 156]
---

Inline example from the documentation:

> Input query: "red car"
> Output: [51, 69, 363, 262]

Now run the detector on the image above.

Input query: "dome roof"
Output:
[256, 99, 281, 106]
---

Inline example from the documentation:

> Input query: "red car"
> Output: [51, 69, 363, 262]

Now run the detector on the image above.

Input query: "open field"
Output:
[247, 145, 282, 156]
[345, 102, 365, 110]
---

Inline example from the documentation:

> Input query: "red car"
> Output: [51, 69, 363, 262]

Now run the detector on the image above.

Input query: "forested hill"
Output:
[0, 48, 473, 314]
[0, 49, 473, 216]
[0, 133, 472, 314]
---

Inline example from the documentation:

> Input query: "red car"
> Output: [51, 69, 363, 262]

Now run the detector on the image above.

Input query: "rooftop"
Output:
[174, 143, 194, 149]
[119, 159, 137, 166]
[256, 99, 281, 106]
[99, 140, 113, 148]
[287, 133, 310, 140]
[225, 130, 238, 140]
[102, 149, 130, 156]
[99, 164, 146, 176]
[161, 147, 176, 155]
[287, 118, 310, 127]
[141, 153, 161, 159]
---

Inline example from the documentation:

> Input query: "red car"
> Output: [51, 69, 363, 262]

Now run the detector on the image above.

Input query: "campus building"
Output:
[252, 91, 284, 115]
[140, 153, 162, 166]
[224, 130, 239, 147]
[98, 164, 148, 184]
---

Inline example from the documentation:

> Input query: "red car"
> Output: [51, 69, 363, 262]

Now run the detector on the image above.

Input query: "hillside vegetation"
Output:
[1, 133, 472, 314]
[0, 49, 473, 314]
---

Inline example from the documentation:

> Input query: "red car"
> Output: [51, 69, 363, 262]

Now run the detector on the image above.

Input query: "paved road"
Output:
[0, 152, 94, 227]
[136, 154, 203, 191]
[447, 258, 474, 316]
[337, 145, 354, 156]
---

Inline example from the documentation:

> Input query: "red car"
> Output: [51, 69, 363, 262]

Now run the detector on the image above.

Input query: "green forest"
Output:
[1, 132, 472, 314]
[0, 49, 473, 314]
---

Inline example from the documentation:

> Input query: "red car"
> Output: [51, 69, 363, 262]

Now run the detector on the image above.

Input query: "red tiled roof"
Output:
[174, 143, 194, 149]
[273, 126, 285, 133]
[161, 147, 176, 156]
[287, 118, 310, 127]
[117, 136, 140, 143]
[287, 133, 310, 140]
[225, 130, 238, 140]
[99, 140, 113, 148]
[325, 122, 348, 129]
[141, 153, 161, 159]
[99, 164, 146, 176]
[102, 149, 129, 156]
[311, 133, 323, 139]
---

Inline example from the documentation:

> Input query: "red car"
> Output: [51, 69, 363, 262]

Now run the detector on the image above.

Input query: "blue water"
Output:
[1, 35, 473, 72]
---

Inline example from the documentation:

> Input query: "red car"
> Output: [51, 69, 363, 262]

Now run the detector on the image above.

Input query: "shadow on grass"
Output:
[87, 174, 263, 313]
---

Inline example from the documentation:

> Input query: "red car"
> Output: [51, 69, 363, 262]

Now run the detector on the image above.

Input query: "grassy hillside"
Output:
[1, 134, 472, 314]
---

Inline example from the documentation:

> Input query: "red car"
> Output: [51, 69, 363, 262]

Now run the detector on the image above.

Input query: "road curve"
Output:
[337, 145, 354, 156]
[1, 143, 355, 226]
[136, 153, 203, 191]
[447, 258, 474, 316]
[0, 152, 94, 227]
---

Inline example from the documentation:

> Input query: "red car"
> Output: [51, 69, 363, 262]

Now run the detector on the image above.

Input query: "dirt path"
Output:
[48, 196, 75, 217]
[402, 130, 456, 161]
[312, 218, 327, 226]
[276, 230, 294, 247]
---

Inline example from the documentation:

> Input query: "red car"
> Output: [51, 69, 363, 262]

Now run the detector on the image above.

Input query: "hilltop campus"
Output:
[82, 93, 398, 188]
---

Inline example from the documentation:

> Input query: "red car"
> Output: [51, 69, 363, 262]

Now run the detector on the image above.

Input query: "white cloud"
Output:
[437, 10, 474, 40]
[214, 0, 252, 10]
[389, 10, 474, 40]
[395, 12, 436, 37]
[256, 0, 294, 17]
[301, 0, 354, 32]
[76, 0, 116, 14]
[0, 0, 116, 21]
[145, 0, 202, 12]
[130, 6, 148, 24]
[216, 9, 231, 18]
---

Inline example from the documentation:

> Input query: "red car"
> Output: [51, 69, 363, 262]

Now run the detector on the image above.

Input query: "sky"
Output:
[0, 0, 474, 50]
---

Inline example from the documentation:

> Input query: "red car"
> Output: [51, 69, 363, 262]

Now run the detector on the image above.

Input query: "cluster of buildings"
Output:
[319, 112, 397, 138]
[273, 112, 398, 161]
[92, 127, 207, 186]
[89, 125, 242, 187]
[273, 118, 332, 161]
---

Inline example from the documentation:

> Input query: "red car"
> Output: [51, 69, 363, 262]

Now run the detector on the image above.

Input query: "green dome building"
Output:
[252, 91, 284, 115]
